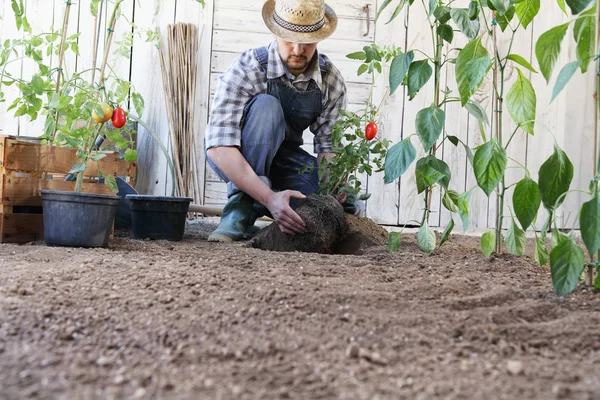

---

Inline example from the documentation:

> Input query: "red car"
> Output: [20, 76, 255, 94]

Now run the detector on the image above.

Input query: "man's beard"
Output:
[285, 54, 309, 73]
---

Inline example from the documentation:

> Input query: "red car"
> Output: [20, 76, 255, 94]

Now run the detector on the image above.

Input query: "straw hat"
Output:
[262, 0, 338, 44]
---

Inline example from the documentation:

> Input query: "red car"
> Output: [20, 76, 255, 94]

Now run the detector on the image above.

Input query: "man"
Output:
[204, 0, 348, 242]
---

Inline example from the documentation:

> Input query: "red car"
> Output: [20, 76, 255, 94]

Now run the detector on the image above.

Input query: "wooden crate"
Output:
[0, 135, 136, 243]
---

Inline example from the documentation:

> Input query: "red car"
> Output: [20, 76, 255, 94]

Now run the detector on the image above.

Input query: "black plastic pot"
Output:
[40, 190, 121, 247]
[126, 195, 192, 241]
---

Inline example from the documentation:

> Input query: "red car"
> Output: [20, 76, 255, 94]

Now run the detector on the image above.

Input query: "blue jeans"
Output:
[207, 94, 320, 200]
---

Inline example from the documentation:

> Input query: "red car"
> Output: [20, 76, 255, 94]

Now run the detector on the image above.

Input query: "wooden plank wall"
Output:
[0, 0, 596, 230]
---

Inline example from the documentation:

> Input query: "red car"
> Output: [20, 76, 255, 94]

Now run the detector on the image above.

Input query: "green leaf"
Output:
[496, 6, 515, 31]
[551, 61, 582, 102]
[513, 176, 541, 230]
[535, 235, 549, 266]
[451, 8, 481, 40]
[346, 51, 366, 60]
[131, 92, 145, 117]
[91, 0, 101, 16]
[433, 6, 452, 23]
[458, 190, 472, 231]
[506, 53, 538, 73]
[70, 41, 80, 56]
[506, 69, 536, 135]
[565, 0, 593, 14]
[388, 231, 402, 253]
[439, 219, 455, 248]
[535, 23, 569, 83]
[386, 1, 408, 23]
[580, 193, 600, 258]
[389, 51, 414, 95]
[557, 0, 568, 14]
[489, 0, 513, 14]
[437, 24, 454, 44]
[357, 63, 369, 76]
[418, 221, 437, 253]
[550, 237, 585, 296]
[481, 231, 496, 257]
[416, 106, 445, 152]
[384, 138, 417, 184]
[551, 228, 570, 248]
[30, 76, 45, 95]
[538, 145, 574, 211]
[90, 153, 107, 161]
[505, 218, 527, 256]
[573, 7, 595, 73]
[465, 99, 490, 125]
[428, 0, 438, 16]
[416, 156, 451, 193]
[473, 139, 507, 197]
[124, 148, 138, 163]
[104, 175, 119, 194]
[69, 162, 87, 174]
[456, 37, 493, 106]
[515, 0, 540, 29]
[442, 189, 460, 213]
[407, 60, 433, 100]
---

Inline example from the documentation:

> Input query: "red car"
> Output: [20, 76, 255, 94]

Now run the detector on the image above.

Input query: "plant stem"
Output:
[54, 2, 72, 93]
[49, 2, 73, 145]
[74, 124, 104, 193]
[98, 0, 125, 88]
[595, 0, 600, 274]
[421, 8, 444, 227]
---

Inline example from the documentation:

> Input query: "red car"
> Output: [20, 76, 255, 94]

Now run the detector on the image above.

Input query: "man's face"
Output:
[276, 37, 318, 76]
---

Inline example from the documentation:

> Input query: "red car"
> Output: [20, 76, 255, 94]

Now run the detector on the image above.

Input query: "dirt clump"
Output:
[251, 195, 389, 254]
[251, 195, 348, 253]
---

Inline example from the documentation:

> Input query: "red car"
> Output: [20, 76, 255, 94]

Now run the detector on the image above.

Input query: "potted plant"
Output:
[1, 0, 140, 247]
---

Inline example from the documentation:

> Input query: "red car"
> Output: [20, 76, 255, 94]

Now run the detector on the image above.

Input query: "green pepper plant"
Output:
[529, 0, 600, 296]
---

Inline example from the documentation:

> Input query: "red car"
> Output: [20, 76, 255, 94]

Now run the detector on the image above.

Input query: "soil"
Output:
[1, 220, 600, 400]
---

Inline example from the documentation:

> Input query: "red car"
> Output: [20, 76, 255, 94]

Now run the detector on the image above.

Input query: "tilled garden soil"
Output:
[1, 221, 599, 400]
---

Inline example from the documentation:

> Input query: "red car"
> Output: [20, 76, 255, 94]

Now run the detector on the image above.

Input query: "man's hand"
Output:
[265, 190, 307, 235]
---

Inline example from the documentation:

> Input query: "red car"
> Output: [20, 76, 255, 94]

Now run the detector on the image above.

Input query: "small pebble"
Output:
[506, 360, 524, 375]
[346, 343, 360, 359]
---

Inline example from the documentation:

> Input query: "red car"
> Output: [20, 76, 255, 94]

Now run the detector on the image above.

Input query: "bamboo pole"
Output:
[55, 2, 72, 92]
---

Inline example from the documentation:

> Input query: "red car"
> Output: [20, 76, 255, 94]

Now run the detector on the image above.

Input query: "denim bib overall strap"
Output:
[255, 45, 325, 196]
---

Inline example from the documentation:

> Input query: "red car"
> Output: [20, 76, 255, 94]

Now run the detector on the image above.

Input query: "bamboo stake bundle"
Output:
[159, 22, 203, 204]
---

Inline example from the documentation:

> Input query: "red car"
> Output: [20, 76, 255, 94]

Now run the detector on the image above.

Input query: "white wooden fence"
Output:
[1, 0, 596, 231]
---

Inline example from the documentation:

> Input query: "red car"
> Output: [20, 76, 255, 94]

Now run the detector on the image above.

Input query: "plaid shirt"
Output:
[205, 40, 347, 154]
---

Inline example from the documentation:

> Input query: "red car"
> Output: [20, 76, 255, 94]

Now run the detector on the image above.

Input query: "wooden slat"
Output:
[212, 30, 367, 58]
[211, 51, 371, 85]
[0, 213, 44, 243]
[1, 136, 132, 177]
[213, 7, 375, 42]
[215, 0, 377, 20]
[1, 175, 114, 207]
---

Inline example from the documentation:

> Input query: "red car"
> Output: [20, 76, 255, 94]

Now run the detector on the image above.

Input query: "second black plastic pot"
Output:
[40, 189, 120, 247]
[126, 195, 192, 241]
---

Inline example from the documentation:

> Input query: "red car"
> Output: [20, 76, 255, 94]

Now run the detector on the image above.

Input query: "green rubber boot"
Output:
[208, 192, 254, 242]
[246, 202, 270, 235]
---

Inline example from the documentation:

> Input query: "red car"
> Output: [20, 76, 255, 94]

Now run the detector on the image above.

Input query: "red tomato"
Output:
[111, 107, 127, 129]
[365, 122, 378, 140]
